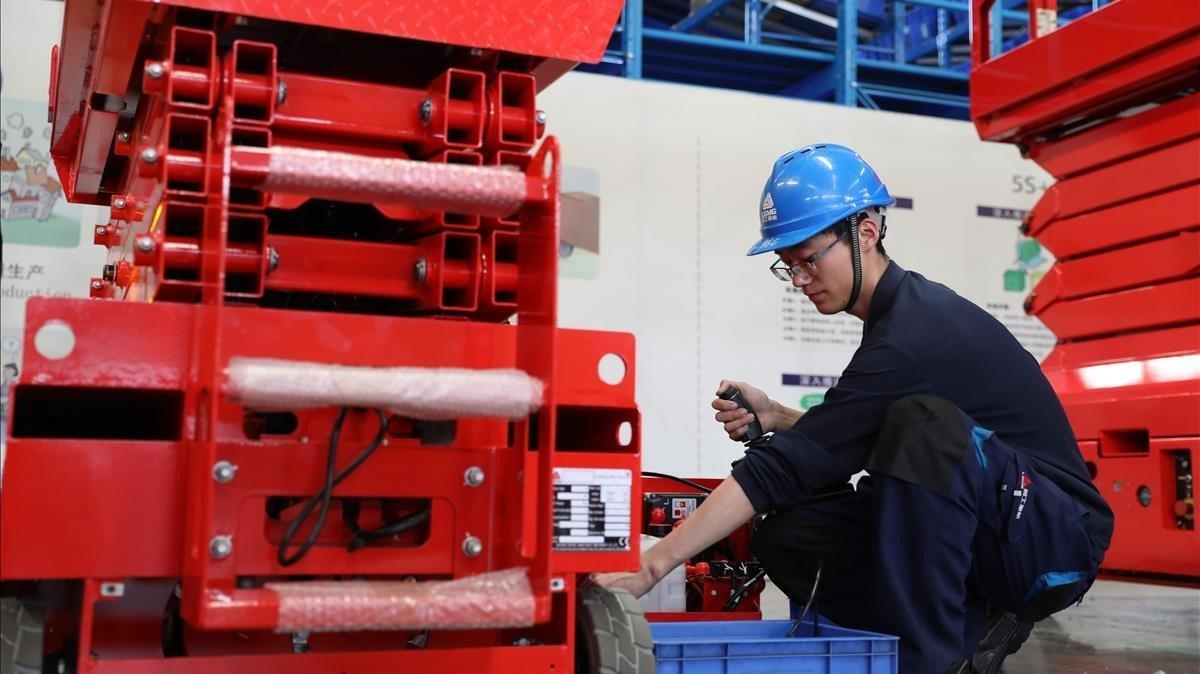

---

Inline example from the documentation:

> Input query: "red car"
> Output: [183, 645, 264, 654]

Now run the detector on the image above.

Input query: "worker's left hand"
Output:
[589, 567, 659, 598]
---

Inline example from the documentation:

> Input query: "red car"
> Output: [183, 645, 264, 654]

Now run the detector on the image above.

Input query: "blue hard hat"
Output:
[747, 143, 894, 256]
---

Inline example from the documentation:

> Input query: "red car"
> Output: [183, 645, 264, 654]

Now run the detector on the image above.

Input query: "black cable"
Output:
[277, 407, 388, 567]
[347, 509, 430, 552]
[723, 566, 767, 611]
[787, 561, 823, 638]
[641, 471, 714, 493]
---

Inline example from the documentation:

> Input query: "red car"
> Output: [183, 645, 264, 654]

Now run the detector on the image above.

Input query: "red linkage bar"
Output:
[970, 0, 1200, 141]
[1026, 94, 1200, 180]
[1032, 184, 1200, 261]
[1033, 277, 1200, 342]
[273, 70, 488, 154]
[134, 214, 480, 309]
[267, 232, 481, 311]
[1027, 231, 1200, 315]
[1024, 138, 1200, 238]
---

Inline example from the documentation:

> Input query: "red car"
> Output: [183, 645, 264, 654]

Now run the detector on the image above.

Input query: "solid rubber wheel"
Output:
[1, 598, 43, 674]
[576, 586, 656, 674]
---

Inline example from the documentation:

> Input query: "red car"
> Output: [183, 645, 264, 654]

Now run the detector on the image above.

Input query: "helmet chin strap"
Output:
[844, 212, 864, 313]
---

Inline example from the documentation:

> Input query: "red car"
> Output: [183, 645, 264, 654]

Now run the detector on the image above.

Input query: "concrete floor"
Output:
[759, 579, 1200, 673]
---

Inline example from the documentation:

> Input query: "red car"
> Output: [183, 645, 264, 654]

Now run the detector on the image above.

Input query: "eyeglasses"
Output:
[770, 231, 847, 283]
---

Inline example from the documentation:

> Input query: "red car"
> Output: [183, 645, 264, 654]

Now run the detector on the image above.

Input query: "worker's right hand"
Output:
[712, 380, 776, 440]
[589, 566, 659, 599]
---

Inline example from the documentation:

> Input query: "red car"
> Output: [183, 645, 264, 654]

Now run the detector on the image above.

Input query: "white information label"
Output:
[552, 468, 632, 551]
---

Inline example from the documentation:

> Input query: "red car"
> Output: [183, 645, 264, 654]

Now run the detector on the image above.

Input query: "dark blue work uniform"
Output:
[732, 261, 1114, 672]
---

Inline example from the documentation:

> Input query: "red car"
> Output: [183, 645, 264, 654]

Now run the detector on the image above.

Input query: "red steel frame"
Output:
[2, 0, 637, 671]
[971, 0, 1200, 582]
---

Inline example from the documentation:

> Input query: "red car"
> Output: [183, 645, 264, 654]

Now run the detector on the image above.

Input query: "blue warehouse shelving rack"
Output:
[580, 0, 1102, 119]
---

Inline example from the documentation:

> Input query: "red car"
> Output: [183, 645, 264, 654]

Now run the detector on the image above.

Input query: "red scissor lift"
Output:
[0, 1, 659, 672]
[970, 0, 1199, 582]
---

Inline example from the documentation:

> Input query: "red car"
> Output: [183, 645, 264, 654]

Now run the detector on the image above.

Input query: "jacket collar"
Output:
[865, 260, 905, 334]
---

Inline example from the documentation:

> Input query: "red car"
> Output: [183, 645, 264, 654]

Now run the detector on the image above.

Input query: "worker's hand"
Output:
[712, 380, 776, 439]
[590, 566, 660, 598]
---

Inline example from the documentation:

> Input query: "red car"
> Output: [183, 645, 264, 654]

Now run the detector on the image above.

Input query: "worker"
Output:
[595, 144, 1113, 673]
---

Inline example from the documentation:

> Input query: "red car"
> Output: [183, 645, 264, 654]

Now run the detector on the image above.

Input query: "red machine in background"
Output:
[0, 1, 659, 672]
[970, 0, 1199, 583]
[641, 476, 765, 621]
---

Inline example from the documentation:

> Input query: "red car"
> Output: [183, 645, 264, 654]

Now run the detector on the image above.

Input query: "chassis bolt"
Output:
[268, 245, 280, 272]
[535, 110, 547, 125]
[277, 80, 288, 106]
[135, 235, 156, 253]
[413, 257, 427, 283]
[91, 280, 103, 290]
[112, 197, 127, 209]
[419, 98, 433, 125]
[212, 460, 238, 484]
[209, 535, 233, 560]
[116, 131, 131, 143]
[464, 466, 485, 487]
[141, 147, 159, 163]
[462, 535, 483, 558]
[146, 62, 166, 79]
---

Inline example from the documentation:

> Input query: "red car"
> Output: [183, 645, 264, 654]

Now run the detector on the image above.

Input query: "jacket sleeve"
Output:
[731, 339, 930, 512]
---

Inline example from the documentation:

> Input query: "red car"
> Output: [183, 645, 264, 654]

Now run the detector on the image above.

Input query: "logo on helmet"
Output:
[761, 193, 777, 224]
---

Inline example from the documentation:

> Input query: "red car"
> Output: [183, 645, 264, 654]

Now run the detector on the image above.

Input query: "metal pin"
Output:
[116, 131, 131, 143]
[464, 466, 485, 487]
[291, 631, 310, 654]
[268, 246, 280, 272]
[535, 110, 547, 125]
[212, 461, 237, 484]
[462, 535, 483, 558]
[210, 535, 233, 559]
[277, 80, 288, 106]
[146, 62, 166, 79]
[136, 235, 156, 253]
[112, 197, 127, 209]
[141, 148, 159, 163]
[419, 98, 433, 125]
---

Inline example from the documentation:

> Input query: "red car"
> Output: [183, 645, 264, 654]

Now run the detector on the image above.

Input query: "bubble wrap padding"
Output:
[264, 146, 526, 217]
[266, 568, 535, 632]
[225, 357, 543, 420]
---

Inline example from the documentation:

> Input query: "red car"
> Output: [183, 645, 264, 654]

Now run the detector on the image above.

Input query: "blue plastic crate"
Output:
[651, 619, 898, 674]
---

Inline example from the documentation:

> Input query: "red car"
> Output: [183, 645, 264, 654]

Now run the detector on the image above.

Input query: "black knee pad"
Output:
[867, 395, 971, 496]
